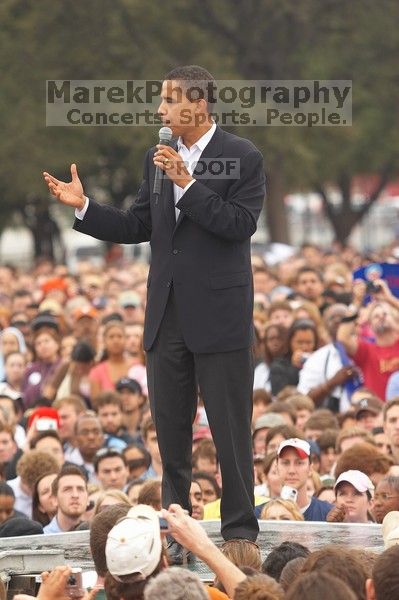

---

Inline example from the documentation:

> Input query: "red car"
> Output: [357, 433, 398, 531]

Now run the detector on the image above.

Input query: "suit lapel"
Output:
[192, 125, 224, 187]
[163, 176, 176, 229]
[173, 126, 225, 233]
[163, 139, 178, 229]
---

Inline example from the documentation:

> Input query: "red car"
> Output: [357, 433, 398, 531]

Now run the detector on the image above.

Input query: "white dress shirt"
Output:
[7, 476, 32, 518]
[297, 343, 350, 412]
[173, 122, 216, 220]
[75, 122, 217, 222]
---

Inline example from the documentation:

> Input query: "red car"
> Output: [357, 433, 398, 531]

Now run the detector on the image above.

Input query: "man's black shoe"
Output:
[166, 539, 194, 565]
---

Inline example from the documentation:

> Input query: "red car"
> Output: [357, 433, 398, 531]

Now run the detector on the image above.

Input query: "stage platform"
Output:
[0, 520, 384, 593]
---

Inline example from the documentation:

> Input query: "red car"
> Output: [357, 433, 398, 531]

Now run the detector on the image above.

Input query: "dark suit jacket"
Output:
[74, 126, 266, 353]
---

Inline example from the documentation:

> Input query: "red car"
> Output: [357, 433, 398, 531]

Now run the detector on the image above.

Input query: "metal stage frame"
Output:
[0, 520, 384, 594]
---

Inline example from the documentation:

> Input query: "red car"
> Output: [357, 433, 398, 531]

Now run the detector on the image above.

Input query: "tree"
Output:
[304, 0, 399, 243]
[0, 0, 231, 255]
[0, 0, 398, 253]
[187, 0, 399, 244]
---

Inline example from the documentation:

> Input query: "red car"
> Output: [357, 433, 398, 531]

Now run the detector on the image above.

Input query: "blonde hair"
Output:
[286, 394, 315, 413]
[260, 498, 304, 521]
[335, 426, 375, 453]
[93, 489, 131, 516]
[309, 471, 322, 495]
[220, 538, 262, 571]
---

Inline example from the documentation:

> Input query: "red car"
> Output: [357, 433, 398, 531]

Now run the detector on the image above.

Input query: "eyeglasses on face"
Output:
[374, 493, 399, 501]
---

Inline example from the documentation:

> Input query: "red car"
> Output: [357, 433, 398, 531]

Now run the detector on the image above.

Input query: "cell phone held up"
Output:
[159, 516, 169, 530]
[366, 280, 382, 295]
[280, 485, 298, 503]
[65, 568, 84, 599]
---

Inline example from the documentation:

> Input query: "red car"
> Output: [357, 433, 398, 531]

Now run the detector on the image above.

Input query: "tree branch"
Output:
[357, 162, 395, 218]
[314, 183, 336, 225]
[197, 0, 246, 56]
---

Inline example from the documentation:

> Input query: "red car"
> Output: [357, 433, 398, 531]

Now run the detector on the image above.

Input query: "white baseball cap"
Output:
[105, 504, 162, 580]
[277, 438, 310, 459]
[334, 470, 374, 494]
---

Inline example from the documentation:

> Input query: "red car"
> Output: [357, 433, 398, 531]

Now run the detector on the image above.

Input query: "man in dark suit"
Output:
[44, 65, 265, 549]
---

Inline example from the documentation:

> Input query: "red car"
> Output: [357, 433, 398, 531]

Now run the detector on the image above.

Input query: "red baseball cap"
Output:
[277, 438, 310, 459]
[28, 407, 60, 431]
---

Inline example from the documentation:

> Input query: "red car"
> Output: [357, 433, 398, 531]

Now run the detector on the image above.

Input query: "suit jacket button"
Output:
[172, 249, 179, 255]
[166, 281, 171, 287]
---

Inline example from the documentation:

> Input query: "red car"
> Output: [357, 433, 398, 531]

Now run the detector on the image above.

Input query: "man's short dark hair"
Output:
[383, 398, 399, 422]
[0, 482, 14, 498]
[317, 429, 339, 453]
[52, 465, 87, 496]
[301, 545, 368, 600]
[192, 471, 221, 499]
[164, 65, 216, 107]
[31, 429, 63, 450]
[123, 444, 151, 471]
[262, 541, 310, 581]
[285, 571, 357, 600]
[296, 266, 323, 283]
[90, 504, 131, 576]
[96, 391, 122, 411]
[192, 439, 218, 469]
[304, 410, 339, 433]
[94, 448, 127, 473]
[372, 545, 399, 600]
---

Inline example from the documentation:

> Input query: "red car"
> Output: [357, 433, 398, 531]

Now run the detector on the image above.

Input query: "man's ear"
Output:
[366, 578, 376, 600]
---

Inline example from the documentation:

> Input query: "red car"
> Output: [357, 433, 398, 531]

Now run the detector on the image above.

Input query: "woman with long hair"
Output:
[22, 328, 61, 408]
[253, 323, 288, 391]
[32, 472, 59, 527]
[270, 319, 319, 396]
[89, 321, 133, 405]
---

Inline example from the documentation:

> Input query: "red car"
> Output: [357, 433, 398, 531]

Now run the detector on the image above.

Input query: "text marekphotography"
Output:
[46, 79, 352, 127]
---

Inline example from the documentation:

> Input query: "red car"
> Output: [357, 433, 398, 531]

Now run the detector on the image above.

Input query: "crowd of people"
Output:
[1, 240, 399, 598]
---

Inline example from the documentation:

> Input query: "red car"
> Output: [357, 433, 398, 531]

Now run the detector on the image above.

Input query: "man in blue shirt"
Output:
[44, 465, 88, 534]
[256, 438, 332, 521]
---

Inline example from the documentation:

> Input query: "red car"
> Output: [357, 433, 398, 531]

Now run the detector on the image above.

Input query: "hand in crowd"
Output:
[161, 503, 213, 559]
[36, 566, 73, 600]
[291, 350, 308, 369]
[326, 504, 347, 523]
[371, 278, 395, 302]
[43, 164, 85, 210]
[14, 566, 101, 600]
[24, 417, 41, 450]
[329, 365, 359, 387]
[352, 279, 367, 306]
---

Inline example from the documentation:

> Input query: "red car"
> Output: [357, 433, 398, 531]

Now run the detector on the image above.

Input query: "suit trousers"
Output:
[146, 287, 259, 541]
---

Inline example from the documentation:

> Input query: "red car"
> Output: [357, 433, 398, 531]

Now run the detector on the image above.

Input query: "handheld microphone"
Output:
[153, 126, 173, 197]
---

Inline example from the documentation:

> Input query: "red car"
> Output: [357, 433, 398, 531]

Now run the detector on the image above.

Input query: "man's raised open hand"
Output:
[43, 164, 85, 210]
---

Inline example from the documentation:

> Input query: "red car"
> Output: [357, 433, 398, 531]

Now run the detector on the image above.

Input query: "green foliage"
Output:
[0, 0, 398, 246]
